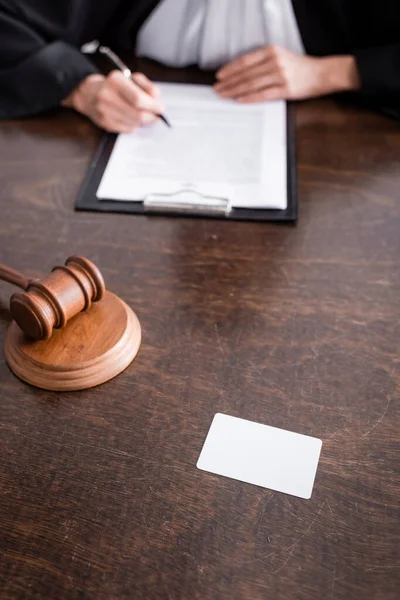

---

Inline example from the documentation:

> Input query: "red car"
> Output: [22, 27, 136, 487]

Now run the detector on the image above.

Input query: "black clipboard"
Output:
[75, 102, 298, 222]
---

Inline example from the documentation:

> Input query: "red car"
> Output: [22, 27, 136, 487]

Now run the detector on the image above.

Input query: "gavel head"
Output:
[10, 256, 105, 341]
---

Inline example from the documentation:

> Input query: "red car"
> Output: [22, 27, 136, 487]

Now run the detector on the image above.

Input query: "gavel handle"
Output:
[0, 264, 31, 290]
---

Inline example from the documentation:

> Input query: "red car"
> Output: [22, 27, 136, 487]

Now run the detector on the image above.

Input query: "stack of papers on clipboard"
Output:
[96, 83, 290, 216]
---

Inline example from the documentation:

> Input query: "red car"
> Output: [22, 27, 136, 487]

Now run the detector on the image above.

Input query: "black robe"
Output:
[1, 0, 399, 118]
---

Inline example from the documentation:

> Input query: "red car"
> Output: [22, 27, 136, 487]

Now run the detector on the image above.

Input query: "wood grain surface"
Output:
[0, 60, 399, 600]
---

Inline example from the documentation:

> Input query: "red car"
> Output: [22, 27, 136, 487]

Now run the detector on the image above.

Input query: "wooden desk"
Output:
[1, 65, 399, 600]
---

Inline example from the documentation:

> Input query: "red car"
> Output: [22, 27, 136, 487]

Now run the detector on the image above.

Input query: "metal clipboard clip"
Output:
[143, 188, 232, 216]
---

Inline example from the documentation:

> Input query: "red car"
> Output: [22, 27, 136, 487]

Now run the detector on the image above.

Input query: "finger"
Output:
[98, 115, 139, 134]
[236, 86, 286, 104]
[216, 74, 283, 99]
[101, 75, 163, 123]
[132, 72, 163, 102]
[216, 46, 278, 80]
[97, 86, 141, 121]
[96, 104, 141, 131]
[104, 109, 158, 130]
[97, 86, 159, 128]
[215, 66, 281, 98]
[214, 60, 275, 93]
[138, 110, 159, 126]
[108, 71, 164, 114]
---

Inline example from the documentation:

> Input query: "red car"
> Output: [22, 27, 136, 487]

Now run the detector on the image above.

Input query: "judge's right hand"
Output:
[62, 71, 165, 133]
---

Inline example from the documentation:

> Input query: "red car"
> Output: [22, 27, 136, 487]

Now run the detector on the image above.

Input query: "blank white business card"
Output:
[197, 414, 322, 499]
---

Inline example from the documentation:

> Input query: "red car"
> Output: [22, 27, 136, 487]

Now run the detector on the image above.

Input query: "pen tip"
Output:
[159, 115, 171, 128]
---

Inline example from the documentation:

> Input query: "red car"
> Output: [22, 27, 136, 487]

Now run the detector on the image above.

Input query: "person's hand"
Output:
[62, 70, 165, 133]
[214, 45, 360, 103]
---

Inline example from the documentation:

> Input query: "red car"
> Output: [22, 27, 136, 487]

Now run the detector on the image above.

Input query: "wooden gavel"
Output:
[0, 256, 105, 340]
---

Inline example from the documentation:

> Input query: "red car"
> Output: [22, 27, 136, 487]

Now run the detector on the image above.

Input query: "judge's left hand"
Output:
[214, 45, 360, 103]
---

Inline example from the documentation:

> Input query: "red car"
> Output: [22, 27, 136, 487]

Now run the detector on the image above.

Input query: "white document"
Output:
[197, 414, 322, 499]
[96, 83, 288, 210]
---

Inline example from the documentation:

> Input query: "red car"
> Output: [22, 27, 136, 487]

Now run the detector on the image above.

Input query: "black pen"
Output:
[98, 45, 171, 128]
